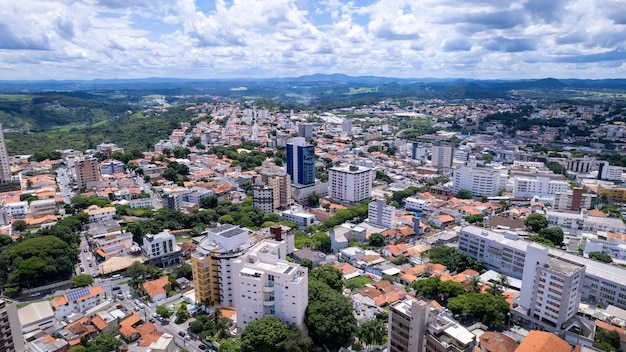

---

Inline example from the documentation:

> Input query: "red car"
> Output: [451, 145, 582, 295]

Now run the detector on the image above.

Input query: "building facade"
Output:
[0, 125, 11, 182]
[260, 162, 292, 210]
[74, 158, 100, 190]
[143, 230, 183, 268]
[0, 298, 25, 352]
[512, 176, 570, 198]
[431, 141, 453, 168]
[389, 298, 429, 352]
[368, 199, 396, 228]
[252, 185, 275, 214]
[598, 163, 624, 181]
[453, 166, 505, 197]
[233, 240, 308, 330]
[286, 137, 315, 186]
[328, 165, 373, 203]
[552, 188, 596, 212]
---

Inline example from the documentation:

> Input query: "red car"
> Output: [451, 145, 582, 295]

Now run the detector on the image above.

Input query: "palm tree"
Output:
[469, 276, 481, 293]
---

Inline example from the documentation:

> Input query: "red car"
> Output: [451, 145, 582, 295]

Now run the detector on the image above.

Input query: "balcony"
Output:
[263, 286, 274, 293]
[263, 300, 275, 307]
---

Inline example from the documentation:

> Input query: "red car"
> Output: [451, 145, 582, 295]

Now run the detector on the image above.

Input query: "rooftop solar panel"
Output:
[67, 288, 90, 301]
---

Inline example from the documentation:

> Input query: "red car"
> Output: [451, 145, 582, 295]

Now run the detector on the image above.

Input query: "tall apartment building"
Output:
[518, 245, 585, 331]
[567, 157, 594, 173]
[598, 184, 626, 202]
[458, 225, 626, 310]
[598, 162, 624, 181]
[0, 298, 25, 352]
[412, 142, 429, 162]
[74, 157, 100, 190]
[252, 185, 274, 214]
[286, 137, 315, 186]
[260, 162, 292, 209]
[192, 224, 255, 307]
[368, 198, 396, 228]
[452, 166, 506, 197]
[233, 240, 308, 330]
[297, 123, 314, 138]
[552, 188, 596, 212]
[0, 125, 11, 182]
[328, 165, 373, 203]
[512, 176, 570, 198]
[431, 140, 453, 168]
[388, 298, 475, 352]
[142, 230, 183, 268]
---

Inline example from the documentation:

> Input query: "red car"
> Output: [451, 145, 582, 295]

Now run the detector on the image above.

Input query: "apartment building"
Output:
[518, 245, 585, 331]
[142, 230, 183, 268]
[567, 157, 594, 173]
[368, 198, 396, 228]
[281, 207, 315, 230]
[512, 176, 570, 198]
[453, 166, 506, 197]
[328, 165, 373, 203]
[431, 140, 453, 168]
[552, 188, 596, 212]
[233, 240, 308, 330]
[260, 162, 292, 209]
[51, 286, 104, 320]
[286, 137, 315, 186]
[546, 210, 626, 235]
[252, 185, 274, 214]
[0, 125, 11, 183]
[0, 298, 25, 352]
[192, 224, 255, 307]
[74, 157, 100, 190]
[598, 184, 626, 202]
[598, 162, 624, 181]
[459, 225, 626, 310]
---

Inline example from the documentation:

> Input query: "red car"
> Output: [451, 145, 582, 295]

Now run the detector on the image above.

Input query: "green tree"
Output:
[594, 328, 621, 352]
[306, 280, 356, 349]
[455, 189, 473, 199]
[156, 305, 173, 319]
[68, 346, 87, 352]
[369, 233, 385, 247]
[71, 274, 95, 288]
[311, 232, 331, 252]
[447, 292, 510, 328]
[241, 317, 287, 352]
[538, 227, 564, 246]
[126, 261, 146, 279]
[427, 246, 481, 273]
[189, 320, 205, 334]
[11, 220, 27, 232]
[300, 258, 313, 271]
[307, 193, 320, 207]
[86, 334, 123, 352]
[310, 265, 344, 292]
[219, 338, 242, 352]
[276, 325, 312, 352]
[358, 318, 386, 348]
[200, 195, 219, 209]
[589, 252, 613, 263]
[172, 263, 193, 279]
[464, 214, 484, 224]
[525, 213, 548, 233]
[546, 161, 566, 175]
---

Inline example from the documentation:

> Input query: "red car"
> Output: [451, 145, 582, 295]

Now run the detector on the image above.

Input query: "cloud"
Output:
[552, 49, 626, 63]
[523, 0, 567, 23]
[446, 11, 526, 32]
[443, 38, 472, 52]
[0, 22, 50, 50]
[484, 37, 537, 52]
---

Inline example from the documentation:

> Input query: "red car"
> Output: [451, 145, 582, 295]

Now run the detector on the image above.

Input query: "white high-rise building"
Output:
[0, 298, 25, 352]
[328, 165, 373, 203]
[519, 245, 585, 331]
[389, 298, 429, 352]
[233, 240, 308, 330]
[513, 176, 570, 198]
[0, 125, 12, 182]
[453, 166, 506, 197]
[598, 162, 624, 181]
[431, 141, 453, 168]
[368, 199, 396, 228]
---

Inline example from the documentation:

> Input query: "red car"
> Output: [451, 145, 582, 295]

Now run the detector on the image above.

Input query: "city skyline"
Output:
[1, 1, 626, 81]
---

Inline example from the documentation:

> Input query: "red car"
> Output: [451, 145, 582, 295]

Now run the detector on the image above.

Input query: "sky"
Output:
[1, 0, 626, 80]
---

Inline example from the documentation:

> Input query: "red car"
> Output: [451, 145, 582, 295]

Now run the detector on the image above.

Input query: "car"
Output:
[178, 331, 186, 338]
[84, 248, 87, 252]
[138, 303, 145, 309]
[134, 306, 140, 311]
[126, 294, 133, 300]
[185, 335, 192, 341]
[198, 345, 207, 350]
[88, 263, 92, 267]
[149, 318, 155, 323]
[117, 294, 124, 300]
[112, 286, 120, 291]
[80, 267, 84, 272]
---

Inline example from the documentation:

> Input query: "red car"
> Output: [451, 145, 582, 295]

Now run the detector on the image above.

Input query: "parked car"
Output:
[117, 294, 124, 300]
[112, 286, 120, 291]
[198, 345, 207, 350]
[178, 331, 186, 337]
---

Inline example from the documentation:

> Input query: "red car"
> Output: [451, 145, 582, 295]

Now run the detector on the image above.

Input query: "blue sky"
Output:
[0, 0, 625, 80]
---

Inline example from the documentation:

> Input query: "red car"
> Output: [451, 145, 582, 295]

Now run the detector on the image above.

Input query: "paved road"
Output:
[56, 168, 74, 204]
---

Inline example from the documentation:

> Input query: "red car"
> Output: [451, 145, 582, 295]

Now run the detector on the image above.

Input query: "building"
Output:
[546, 210, 626, 235]
[143, 230, 183, 268]
[412, 142, 429, 161]
[368, 198, 396, 228]
[458, 225, 626, 310]
[286, 137, 315, 186]
[598, 162, 624, 182]
[598, 184, 626, 202]
[233, 240, 308, 330]
[0, 298, 25, 352]
[518, 245, 585, 331]
[51, 286, 104, 320]
[513, 176, 570, 198]
[74, 157, 100, 190]
[298, 123, 314, 138]
[29, 334, 68, 352]
[389, 298, 429, 352]
[567, 157, 594, 173]
[388, 298, 475, 352]
[17, 301, 55, 334]
[342, 118, 353, 134]
[85, 205, 117, 222]
[252, 185, 274, 214]
[281, 207, 315, 229]
[192, 224, 255, 307]
[100, 160, 125, 175]
[29, 199, 57, 216]
[453, 166, 506, 197]
[0, 125, 11, 182]
[552, 188, 597, 212]
[515, 330, 573, 352]
[259, 162, 292, 210]
[328, 165, 373, 203]
[431, 140, 453, 168]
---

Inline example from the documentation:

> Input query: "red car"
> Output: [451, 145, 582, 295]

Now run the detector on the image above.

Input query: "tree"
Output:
[11, 220, 27, 232]
[241, 317, 287, 352]
[414, 277, 441, 299]
[369, 233, 385, 247]
[68, 346, 87, 352]
[428, 246, 481, 273]
[447, 292, 510, 328]
[538, 227, 564, 246]
[71, 274, 94, 288]
[300, 258, 313, 271]
[189, 320, 205, 334]
[455, 189, 473, 199]
[86, 334, 123, 352]
[172, 263, 193, 279]
[311, 232, 331, 252]
[358, 318, 386, 348]
[310, 265, 344, 292]
[276, 325, 313, 352]
[126, 261, 146, 279]
[589, 252, 612, 263]
[525, 212, 548, 233]
[464, 214, 484, 224]
[156, 305, 173, 319]
[594, 328, 621, 352]
[307, 193, 320, 207]
[200, 195, 219, 209]
[219, 338, 242, 352]
[546, 161, 566, 175]
[306, 280, 356, 349]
